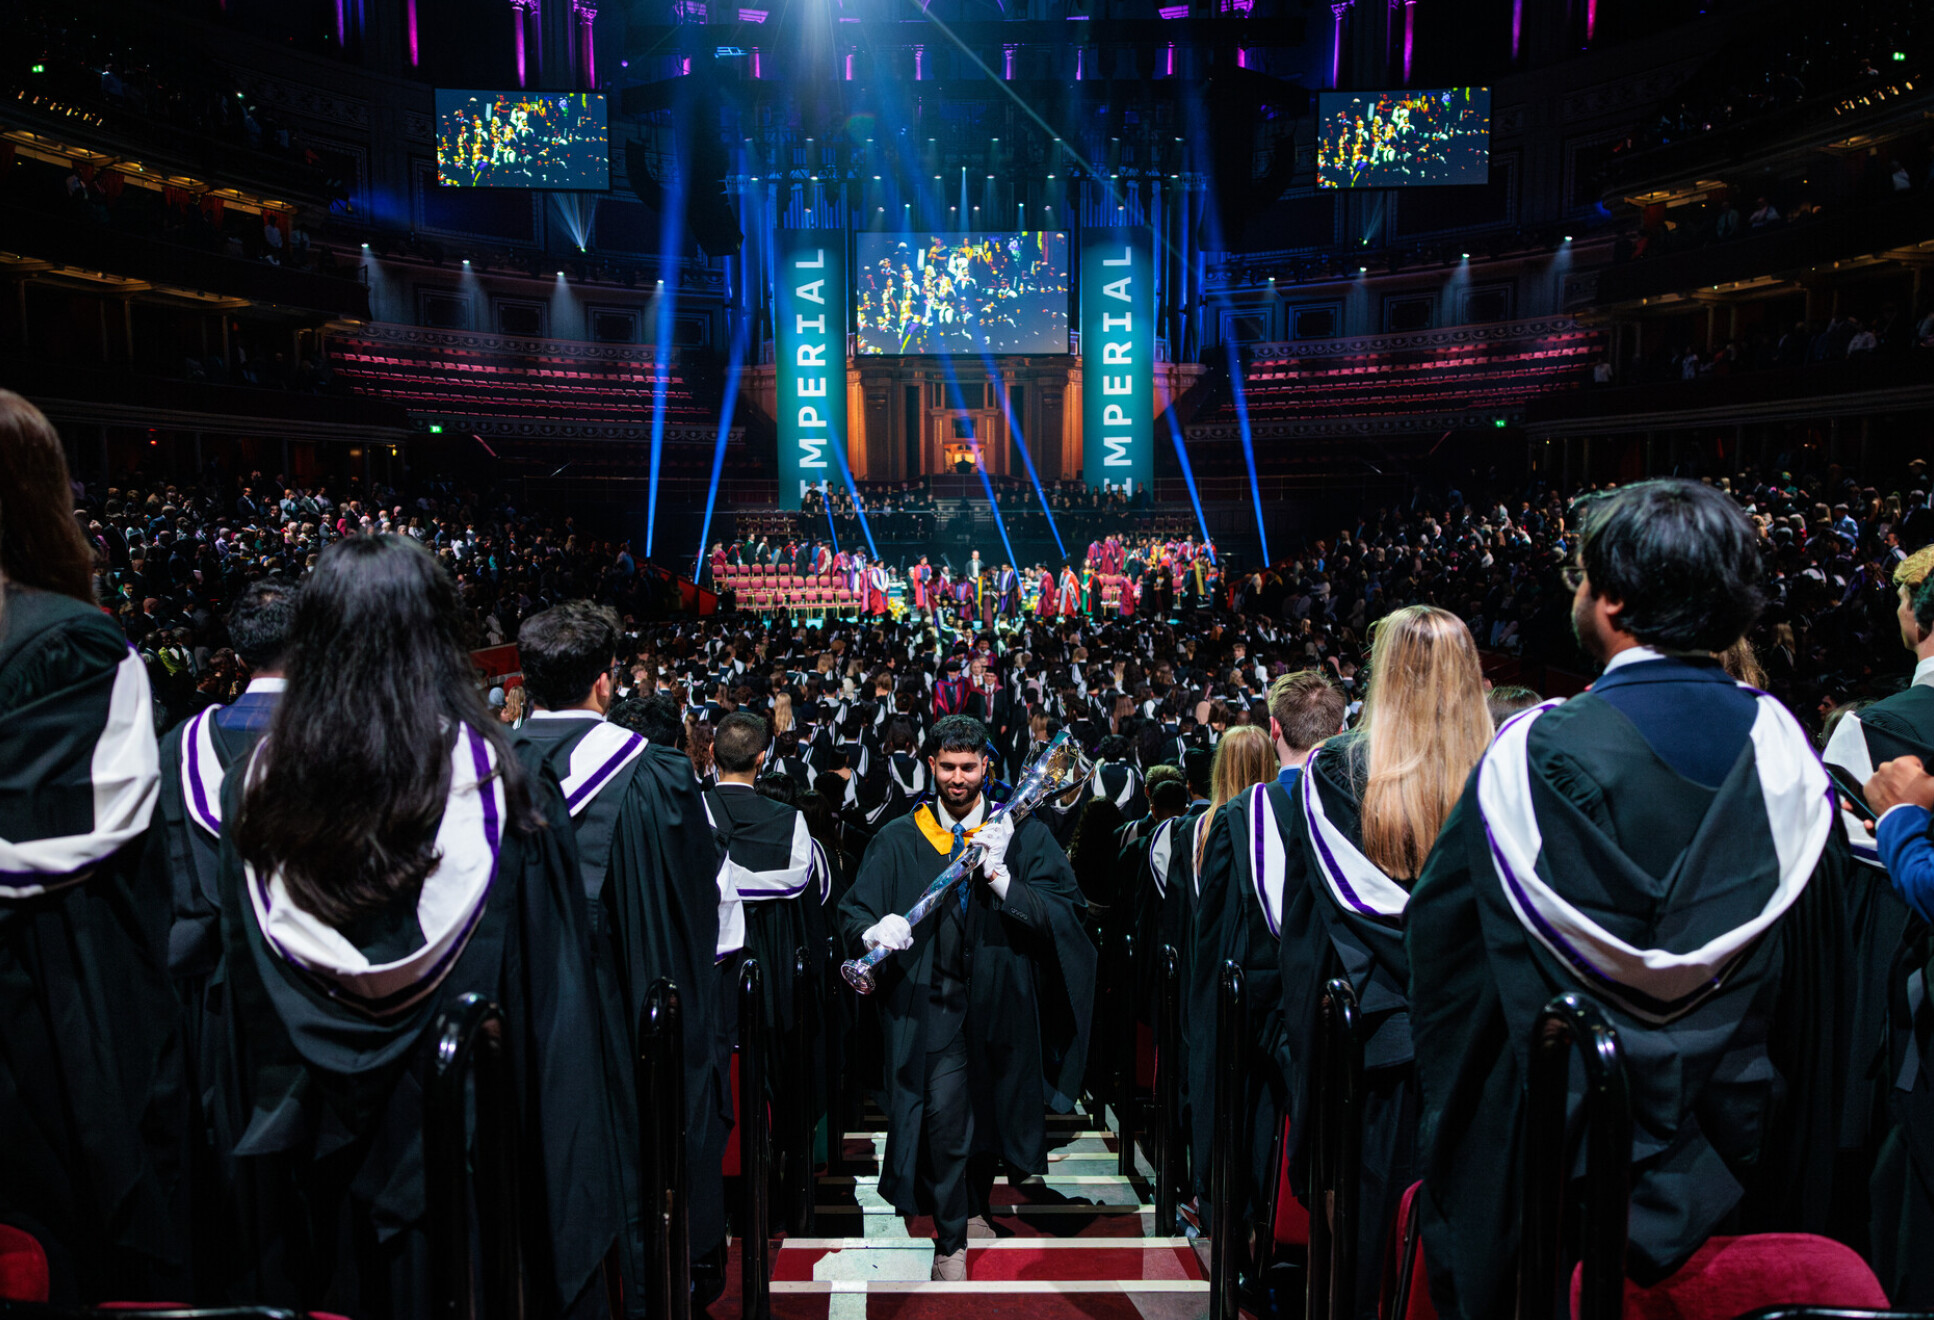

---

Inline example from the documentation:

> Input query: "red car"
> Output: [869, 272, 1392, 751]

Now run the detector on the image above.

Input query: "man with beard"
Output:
[1407, 480, 1855, 1319]
[837, 715, 1095, 1281]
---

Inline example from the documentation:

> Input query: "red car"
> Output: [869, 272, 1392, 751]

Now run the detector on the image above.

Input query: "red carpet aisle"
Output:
[721, 1100, 1206, 1320]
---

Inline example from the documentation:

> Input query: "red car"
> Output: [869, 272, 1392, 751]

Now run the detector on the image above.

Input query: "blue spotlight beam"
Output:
[1162, 405, 1214, 562]
[827, 430, 879, 561]
[1225, 338, 1270, 566]
[976, 354, 1065, 560]
[694, 312, 750, 579]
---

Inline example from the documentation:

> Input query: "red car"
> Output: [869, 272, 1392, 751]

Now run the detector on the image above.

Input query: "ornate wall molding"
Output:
[345, 320, 707, 364]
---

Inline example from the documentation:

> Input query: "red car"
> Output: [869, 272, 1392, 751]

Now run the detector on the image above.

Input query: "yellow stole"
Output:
[915, 803, 986, 857]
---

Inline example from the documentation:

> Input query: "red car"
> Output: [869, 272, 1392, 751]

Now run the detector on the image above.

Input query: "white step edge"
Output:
[771, 1280, 1207, 1295]
[780, 1238, 1196, 1250]
[815, 1203, 1153, 1215]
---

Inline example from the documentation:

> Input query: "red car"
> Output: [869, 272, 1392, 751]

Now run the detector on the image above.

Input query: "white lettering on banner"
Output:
[783, 244, 840, 491]
[1090, 239, 1140, 476]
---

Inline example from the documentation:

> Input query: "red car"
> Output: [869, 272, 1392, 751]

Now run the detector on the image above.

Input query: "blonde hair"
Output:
[1896, 545, 1934, 590]
[1357, 605, 1492, 881]
[1197, 724, 1278, 873]
[771, 691, 794, 734]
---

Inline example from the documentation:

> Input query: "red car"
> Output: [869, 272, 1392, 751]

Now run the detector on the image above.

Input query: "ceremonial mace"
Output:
[840, 729, 1095, 995]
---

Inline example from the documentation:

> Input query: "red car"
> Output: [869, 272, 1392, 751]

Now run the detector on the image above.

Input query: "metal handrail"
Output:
[787, 945, 816, 1237]
[1155, 943, 1183, 1233]
[1208, 960, 1246, 1320]
[427, 993, 527, 1320]
[1517, 993, 1631, 1320]
[1305, 978, 1363, 1320]
[639, 980, 691, 1320]
[739, 960, 771, 1320]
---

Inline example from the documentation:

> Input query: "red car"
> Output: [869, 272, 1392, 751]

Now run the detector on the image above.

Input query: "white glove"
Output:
[984, 860, 1013, 901]
[861, 914, 913, 952]
[975, 812, 1016, 870]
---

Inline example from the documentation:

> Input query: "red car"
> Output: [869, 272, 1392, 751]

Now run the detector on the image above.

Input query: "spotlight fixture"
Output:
[1563, 234, 1572, 242]
[360, 242, 370, 249]
[557, 270, 565, 277]
[1461, 252, 1470, 259]
[1358, 266, 1367, 273]
[462, 258, 470, 265]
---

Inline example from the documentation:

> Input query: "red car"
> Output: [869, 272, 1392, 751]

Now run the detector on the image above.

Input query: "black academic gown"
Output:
[835, 811, 1096, 1216]
[707, 782, 832, 1199]
[1277, 743, 1421, 1319]
[212, 736, 626, 1318]
[1408, 691, 1853, 1320]
[148, 686, 279, 1297]
[1873, 915, 1934, 1305]
[515, 716, 729, 1279]
[1191, 785, 1295, 1230]
[0, 585, 189, 1302]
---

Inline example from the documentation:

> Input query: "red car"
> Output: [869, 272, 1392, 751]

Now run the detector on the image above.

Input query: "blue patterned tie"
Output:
[951, 823, 969, 912]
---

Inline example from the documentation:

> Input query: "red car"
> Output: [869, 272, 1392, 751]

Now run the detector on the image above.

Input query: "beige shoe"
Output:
[966, 1215, 996, 1239]
[930, 1246, 968, 1281]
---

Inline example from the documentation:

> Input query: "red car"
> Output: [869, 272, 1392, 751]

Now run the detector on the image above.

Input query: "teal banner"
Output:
[775, 232, 846, 510]
[1081, 227, 1154, 493]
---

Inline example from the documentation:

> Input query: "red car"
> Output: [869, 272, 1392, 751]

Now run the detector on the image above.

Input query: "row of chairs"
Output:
[1184, 957, 1914, 1320]
[0, 948, 822, 1320]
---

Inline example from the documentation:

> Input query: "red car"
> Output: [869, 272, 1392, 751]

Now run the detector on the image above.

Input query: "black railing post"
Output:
[427, 993, 527, 1320]
[1117, 929, 1140, 1178]
[1518, 993, 1630, 1320]
[739, 960, 771, 1320]
[1155, 944, 1182, 1234]
[823, 934, 847, 1177]
[788, 945, 815, 1237]
[1323, 978, 1364, 1320]
[639, 980, 691, 1320]
[1209, 960, 1246, 1320]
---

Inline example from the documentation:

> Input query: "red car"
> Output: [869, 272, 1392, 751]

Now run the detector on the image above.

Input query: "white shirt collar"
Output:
[244, 676, 287, 694]
[1601, 645, 1669, 675]
[1913, 655, 1934, 689]
[530, 708, 604, 721]
[935, 795, 988, 833]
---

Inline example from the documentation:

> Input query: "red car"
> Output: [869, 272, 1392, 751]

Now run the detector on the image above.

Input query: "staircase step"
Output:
[773, 1238, 1204, 1283]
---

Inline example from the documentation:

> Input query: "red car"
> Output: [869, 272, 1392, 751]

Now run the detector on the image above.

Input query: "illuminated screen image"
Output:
[855, 232, 1070, 356]
[1315, 87, 1491, 189]
[435, 90, 609, 189]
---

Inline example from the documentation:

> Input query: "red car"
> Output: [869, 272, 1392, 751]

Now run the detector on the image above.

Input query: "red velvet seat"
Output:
[1271, 1116, 1311, 1249]
[1566, 1234, 1890, 1320]
[1382, 1180, 1437, 1320]
[0, 1225, 48, 1303]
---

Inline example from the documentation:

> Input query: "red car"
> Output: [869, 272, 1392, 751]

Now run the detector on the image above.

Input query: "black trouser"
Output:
[921, 1024, 997, 1254]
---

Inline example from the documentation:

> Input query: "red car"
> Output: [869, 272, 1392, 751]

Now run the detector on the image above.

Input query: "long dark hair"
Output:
[237, 535, 531, 927]
[0, 390, 96, 604]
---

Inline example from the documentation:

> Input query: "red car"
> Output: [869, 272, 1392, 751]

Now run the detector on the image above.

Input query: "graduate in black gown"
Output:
[1272, 624, 1485, 1319]
[1178, 725, 1281, 1229]
[1409, 480, 1855, 1320]
[0, 391, 189, 1302]
[215, 535, 626, 1317]
[836, 715, 1096, 1281]
[705, 712, 833, 1230]
[148, 576, 296, 1295]
[511, 602, 729, 1313]
[1820, 544, 1934, 1234]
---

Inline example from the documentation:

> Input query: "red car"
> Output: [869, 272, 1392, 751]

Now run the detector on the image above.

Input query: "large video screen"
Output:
[435, 90, 609, 189]
[855, 232, 1070, 356]
[1315, 87, 1491, 189]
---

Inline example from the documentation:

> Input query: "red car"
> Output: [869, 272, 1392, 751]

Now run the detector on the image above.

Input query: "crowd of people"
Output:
[17, 370, 1934, 1317]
